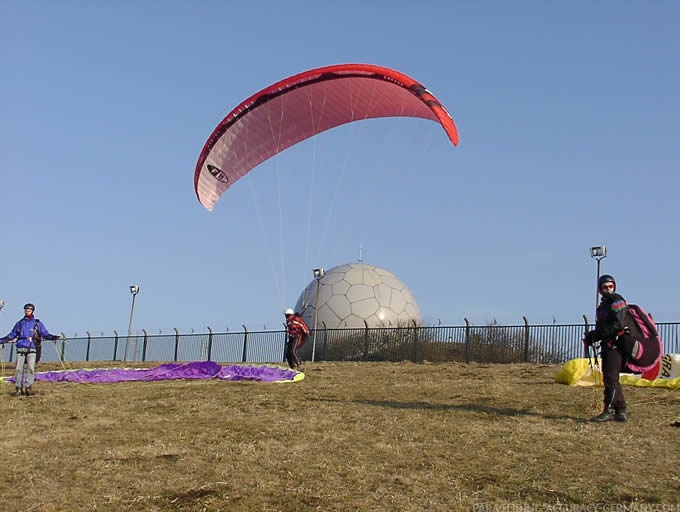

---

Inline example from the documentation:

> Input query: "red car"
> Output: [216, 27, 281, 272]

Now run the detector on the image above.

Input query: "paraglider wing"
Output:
[194, 63, 459, 211]
[13, 362, 304, 384]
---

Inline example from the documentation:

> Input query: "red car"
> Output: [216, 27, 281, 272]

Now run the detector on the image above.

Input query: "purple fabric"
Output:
[11, 362, 299, 384]
[217, 364, 300, 381]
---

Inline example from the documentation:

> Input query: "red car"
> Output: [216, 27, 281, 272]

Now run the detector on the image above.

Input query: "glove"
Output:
[49, 334, 62, 341]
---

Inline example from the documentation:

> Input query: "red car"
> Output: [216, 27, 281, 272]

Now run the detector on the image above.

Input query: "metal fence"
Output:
[2, 321, 679, 366]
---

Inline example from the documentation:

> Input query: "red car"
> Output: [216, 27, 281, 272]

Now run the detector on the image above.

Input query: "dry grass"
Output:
[0, 361, 678, 511]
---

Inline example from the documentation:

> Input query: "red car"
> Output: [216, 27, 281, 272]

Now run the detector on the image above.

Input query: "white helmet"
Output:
[284, 308, 294, 316]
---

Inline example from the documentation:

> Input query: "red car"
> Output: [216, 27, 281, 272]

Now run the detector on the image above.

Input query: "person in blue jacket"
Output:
[0, 303, 61, 396]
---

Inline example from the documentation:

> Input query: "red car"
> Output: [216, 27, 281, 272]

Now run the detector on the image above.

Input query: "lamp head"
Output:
[590, 246, 607, 259]
[130, 285, 140, 295]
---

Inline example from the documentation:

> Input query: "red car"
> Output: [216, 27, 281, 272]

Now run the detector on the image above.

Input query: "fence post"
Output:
[142, 329, 148, 362]
[86, 331, 91, 362]
[464, 318, 471, 363]
[582, 315, 590, 357]
[241, 324, 248, 363]
[523, 316, 530, 362]
[113, 330, 119, 361]
[60, 333, 67, 362]
[322, 321, 328, 361]
[173, 328, 180, 362]
[411, 319, 419, 363]
[282, 326, 287, 363]
[207, 326, 213, 361]
[363, 320, 369, 361]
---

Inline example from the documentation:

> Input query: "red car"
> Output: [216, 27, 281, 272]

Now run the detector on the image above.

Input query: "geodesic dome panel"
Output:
[293, 263, 422, 329]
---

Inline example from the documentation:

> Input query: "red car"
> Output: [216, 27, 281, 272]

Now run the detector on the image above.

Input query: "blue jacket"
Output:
[0, 315, 59, 350]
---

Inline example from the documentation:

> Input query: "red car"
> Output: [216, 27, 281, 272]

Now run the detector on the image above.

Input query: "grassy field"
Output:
[0, 361, 678, 511]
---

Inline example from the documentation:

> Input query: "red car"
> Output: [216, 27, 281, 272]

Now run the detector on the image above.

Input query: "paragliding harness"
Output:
[32, 319, 43, 363]
[618, 304, 663, 375]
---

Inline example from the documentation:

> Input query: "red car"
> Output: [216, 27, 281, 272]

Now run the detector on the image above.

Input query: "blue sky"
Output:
[2, 2, 679, 336]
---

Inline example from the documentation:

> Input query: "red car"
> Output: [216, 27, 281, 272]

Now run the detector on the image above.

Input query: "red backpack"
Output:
[623, 304, 663, 379]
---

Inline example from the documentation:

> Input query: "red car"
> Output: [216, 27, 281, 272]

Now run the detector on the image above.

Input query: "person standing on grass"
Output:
[0, 303, 61, 396]
[583, 275, 630, 422]
[284, 308, 309, 371]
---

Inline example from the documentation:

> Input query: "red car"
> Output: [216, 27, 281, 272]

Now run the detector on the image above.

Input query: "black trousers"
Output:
[285, 336, 301, 369]
[600, 341, 626, 411]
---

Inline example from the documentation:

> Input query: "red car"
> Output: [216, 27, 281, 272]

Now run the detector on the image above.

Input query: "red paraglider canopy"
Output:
[194, 63, 459, 211]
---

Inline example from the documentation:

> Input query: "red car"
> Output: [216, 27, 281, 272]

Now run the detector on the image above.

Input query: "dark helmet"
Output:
[23, 303, 35, 311]
[597, 275, 616, 292]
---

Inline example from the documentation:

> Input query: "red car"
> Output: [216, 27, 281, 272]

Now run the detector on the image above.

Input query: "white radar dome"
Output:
[294, 262, 422, 330]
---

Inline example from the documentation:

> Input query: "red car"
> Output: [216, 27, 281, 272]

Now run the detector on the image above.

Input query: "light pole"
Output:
[124, 285, 140, 361]
[590, 246, 607, 313]
[311, 268, 325, 362]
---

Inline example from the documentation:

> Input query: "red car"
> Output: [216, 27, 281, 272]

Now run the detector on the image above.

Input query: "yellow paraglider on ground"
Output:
[555, 353, 680, 389]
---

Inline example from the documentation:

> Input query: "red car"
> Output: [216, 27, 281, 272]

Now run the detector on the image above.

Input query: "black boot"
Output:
[614, 408, 627, 422]
[591, 408, 615, 422]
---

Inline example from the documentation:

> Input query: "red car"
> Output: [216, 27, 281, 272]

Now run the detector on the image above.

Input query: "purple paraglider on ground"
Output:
[3, 361, 303, 384]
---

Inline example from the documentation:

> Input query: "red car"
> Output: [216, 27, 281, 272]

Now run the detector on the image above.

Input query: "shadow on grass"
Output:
[311, 397, 587, 422]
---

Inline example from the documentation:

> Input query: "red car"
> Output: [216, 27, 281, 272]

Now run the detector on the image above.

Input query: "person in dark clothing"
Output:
[0, 303, 61, 396]
[584, 275, 632, 422]
[284, 308, 309, 370]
